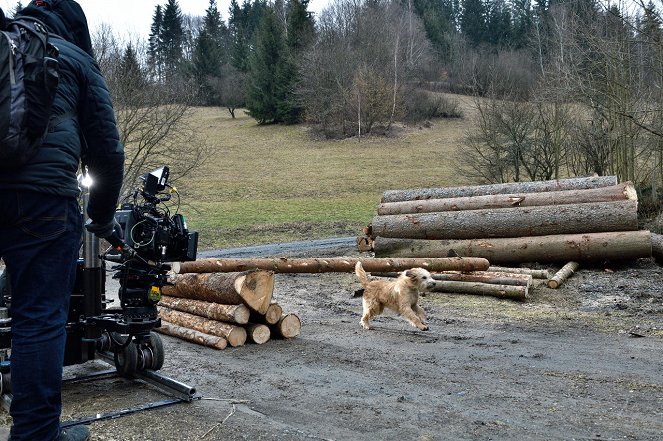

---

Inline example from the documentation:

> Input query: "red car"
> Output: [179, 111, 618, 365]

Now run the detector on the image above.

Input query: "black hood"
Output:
[19, 0, 93, 56]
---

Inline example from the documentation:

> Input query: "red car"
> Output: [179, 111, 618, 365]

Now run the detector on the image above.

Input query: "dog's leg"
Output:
[361, 299, 382, 330]
[414, 304, 428, 325]
[399, 303, 429, 331]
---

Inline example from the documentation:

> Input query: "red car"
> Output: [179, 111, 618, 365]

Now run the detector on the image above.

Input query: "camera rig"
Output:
[0, 166, 199, 416]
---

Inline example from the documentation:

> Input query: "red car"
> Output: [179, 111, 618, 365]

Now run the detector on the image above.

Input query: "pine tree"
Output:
[246, 8, 285, 123]
[117, 43, 146, 105]
[160, 0, 185, 81]
[192, 0, 228, 104]
[460, 0, 486, 46]
[148, 5, 164, 80]
[412, 0, 457, 60]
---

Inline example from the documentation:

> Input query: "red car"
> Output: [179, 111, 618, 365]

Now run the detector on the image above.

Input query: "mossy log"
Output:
[156, 321, 227, 350]
[159, 296, 250, 325]
[158, 306, 247, 347]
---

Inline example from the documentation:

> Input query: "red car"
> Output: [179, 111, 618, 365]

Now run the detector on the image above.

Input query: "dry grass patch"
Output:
[178, 96, 473, 249]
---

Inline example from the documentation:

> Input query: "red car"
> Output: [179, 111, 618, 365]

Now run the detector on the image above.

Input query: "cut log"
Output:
[488, 267, 550, 279]
[158, 306, 247, 347]
[250, 303, 283, 325]
[651, 233, 663, 263]
[381, 175, 618, 203]
[370, 200, 638, 240]
[547, 261, 580, 289]
[163, 271, 274, 314]
[372, 231, 652, 264]
[172, 257, 490, 274]
[245, 323, 271, 344]
[270, 313, 301, 339]
[373, 271, 532, 287]
[378, 182, 636, 215]
[430, 280, 528, 301]
[155, 321, 227, 350]
[159, 296, 250, 324]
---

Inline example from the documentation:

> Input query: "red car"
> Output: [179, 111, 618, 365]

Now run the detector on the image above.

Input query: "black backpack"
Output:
[0, 17, 60, 169]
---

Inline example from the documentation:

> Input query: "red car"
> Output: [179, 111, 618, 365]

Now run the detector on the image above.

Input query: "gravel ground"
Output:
[1, 241, 663, 440]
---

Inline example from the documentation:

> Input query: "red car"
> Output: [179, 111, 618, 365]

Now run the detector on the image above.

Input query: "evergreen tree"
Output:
[148, 5, 164, 80]
[460, 0, 487, 46]
[192, 0, 228, 104]
[117, 43, 146, 105]
[246, 7, 285, 123]
[229, 0, 268, 72]
[160, 0, 185, 80]
[412, 0, 458, 60]
[485, 0, 512, 46]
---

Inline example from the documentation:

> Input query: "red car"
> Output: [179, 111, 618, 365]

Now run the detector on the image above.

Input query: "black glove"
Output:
[85, 218, 123, 240]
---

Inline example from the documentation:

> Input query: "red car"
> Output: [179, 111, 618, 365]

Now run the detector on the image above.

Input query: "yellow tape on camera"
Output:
[149, 286, 161, 301]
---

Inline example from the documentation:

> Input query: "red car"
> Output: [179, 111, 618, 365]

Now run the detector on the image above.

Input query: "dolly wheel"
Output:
[149, 332, 165, 371]
[113, 334, 138, 378]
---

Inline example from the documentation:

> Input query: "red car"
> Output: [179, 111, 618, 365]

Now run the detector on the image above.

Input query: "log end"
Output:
[247, 323, 271, 344]
[227, 326, 248, 347]
[274, 313, 302, 339]
[264, 303, 283, 325]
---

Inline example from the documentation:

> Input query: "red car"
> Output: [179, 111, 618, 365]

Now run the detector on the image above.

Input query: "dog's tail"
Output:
[355, 261, 370, 288]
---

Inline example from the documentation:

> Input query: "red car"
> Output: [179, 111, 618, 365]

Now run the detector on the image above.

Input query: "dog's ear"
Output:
[405, 270, 416, 279]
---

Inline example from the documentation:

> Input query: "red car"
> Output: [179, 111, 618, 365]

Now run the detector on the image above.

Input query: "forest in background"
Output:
[7, 0, 663, 215]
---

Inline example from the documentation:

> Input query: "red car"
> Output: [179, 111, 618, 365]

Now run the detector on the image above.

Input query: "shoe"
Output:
[58, 425, 90, 441]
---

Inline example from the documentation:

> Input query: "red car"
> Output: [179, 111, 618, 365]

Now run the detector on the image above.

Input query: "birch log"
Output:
[378, 182, 636, 215]
[158, 307, 247, 347]
[159, 296, 250, 324]
[547, 262, 580, 289]
[381, 176, 618, 203]
[245, 323, 271, 344]
[172, 257, 490, 274]
[430, 280, 528, 301]
[370, 200, 638, 240]
[372, 231, 652, 264]
[156, 321, 228, 350]
[163, 271, 274, 314]
[270, 314, 301, 339]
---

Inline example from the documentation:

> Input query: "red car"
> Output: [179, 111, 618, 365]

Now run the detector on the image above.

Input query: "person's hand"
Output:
[85, 218, 123, 240]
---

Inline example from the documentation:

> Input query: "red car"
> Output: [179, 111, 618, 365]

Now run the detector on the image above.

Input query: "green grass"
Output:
[177, 95, 474, 249]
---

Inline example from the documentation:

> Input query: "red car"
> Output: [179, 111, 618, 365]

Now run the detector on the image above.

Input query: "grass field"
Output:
[178, 94, 476, 250]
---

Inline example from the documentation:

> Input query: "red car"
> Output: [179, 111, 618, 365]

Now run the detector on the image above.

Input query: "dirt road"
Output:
[2, 243, 663, 440]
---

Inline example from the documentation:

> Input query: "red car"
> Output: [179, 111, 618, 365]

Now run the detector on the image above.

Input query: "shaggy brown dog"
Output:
[354, 262, 436, 331]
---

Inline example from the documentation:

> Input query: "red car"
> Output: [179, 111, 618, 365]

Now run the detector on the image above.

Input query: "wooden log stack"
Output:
[155, 270, 301, 350]
[363, 177, 652, 265]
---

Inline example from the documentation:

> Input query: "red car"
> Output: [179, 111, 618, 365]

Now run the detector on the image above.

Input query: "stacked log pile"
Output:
[155, 270, 301, 350]
[362, 177, 653, 264]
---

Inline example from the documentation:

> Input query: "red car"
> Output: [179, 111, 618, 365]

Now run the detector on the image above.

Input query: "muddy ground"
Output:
[2, 241, 663, 440]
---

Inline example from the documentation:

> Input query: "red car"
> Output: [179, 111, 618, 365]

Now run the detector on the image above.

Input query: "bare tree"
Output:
[92, 27, 210, 195]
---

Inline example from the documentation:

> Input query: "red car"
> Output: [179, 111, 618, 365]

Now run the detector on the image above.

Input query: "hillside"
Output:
[179, 94, 476, 250]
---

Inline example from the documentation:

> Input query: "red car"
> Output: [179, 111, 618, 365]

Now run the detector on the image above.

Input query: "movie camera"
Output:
[0, 166, 198, 394]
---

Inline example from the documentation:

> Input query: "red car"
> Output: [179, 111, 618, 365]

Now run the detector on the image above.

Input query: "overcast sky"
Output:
[0, 0, 328, 40]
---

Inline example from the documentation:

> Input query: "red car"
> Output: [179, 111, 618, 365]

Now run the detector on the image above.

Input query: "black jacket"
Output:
[0, 0, 124, 225]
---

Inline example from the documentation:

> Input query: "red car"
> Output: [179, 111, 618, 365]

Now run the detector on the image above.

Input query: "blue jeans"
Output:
[0, 190, 82, 441]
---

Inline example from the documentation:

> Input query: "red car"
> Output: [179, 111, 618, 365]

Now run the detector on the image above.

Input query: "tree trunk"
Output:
[370, 200, 638, 240]
[378, 182, 636, 215]
[651, 232, 663, 263]
[159, 296, 250, 325]
[250, 303, 283, 325]
[373, 271, 532, 287]
[270, 314, 301, 339]
[547, 261, 580, 289]
[372, 231, 652, 264]
[172, 257, 490, 274]
[163, 271, 274, 314]
[158, 306, 247, 347]
[156, 321, 227, 350]
[245, 323, 271, 344]
[381, 175, 618, 203]
[430, 280, 528, 301]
